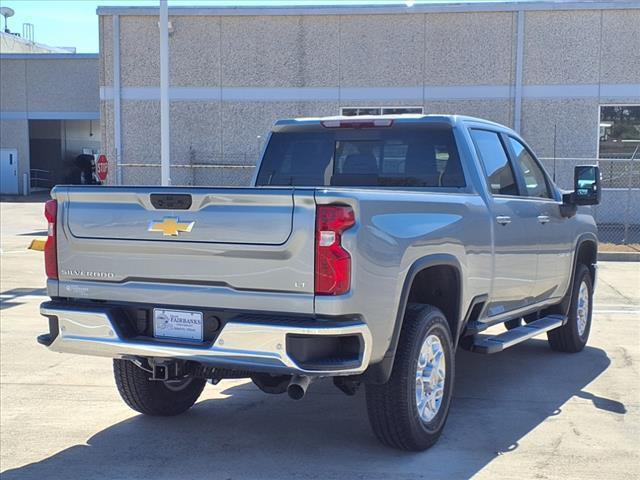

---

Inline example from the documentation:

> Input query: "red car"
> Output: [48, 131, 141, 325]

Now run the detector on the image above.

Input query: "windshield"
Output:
[255, 125, 465, 188]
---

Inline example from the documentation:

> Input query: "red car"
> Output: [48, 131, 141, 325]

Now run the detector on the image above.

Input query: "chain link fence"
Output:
[122, 151, 639, 248]
[540, 154, 640, 249]
[121, 153, 257, 188]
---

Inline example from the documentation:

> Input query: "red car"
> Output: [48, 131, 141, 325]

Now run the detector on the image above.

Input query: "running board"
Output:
[471, 315, 567, 354]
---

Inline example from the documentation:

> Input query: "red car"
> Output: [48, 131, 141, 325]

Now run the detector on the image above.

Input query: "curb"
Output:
[598, 251, 640, 262]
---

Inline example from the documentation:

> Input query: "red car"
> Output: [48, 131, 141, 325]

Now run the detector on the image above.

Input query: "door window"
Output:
[470, 129, 518, 195]
[508, 137, 551, 199]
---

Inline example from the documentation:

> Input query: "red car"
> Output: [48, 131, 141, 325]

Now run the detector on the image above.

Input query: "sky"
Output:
[1, 0, 554, 53]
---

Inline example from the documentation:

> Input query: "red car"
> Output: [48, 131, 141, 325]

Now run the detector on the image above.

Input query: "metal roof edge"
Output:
[96, 1, 640, 16]
[275, 113, 469, 124]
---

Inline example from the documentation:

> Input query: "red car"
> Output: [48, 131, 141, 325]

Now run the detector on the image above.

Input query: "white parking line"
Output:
[594, 310, 640, 314]
[0, 249, 37, 256]
[595, 304, 640, 308]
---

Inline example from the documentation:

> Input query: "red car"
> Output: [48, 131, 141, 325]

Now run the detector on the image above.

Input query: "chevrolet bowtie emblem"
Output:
[148, 217, 195, 236]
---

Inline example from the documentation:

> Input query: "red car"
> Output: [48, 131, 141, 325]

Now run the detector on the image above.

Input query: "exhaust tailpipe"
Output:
[287, 375, 311, 400]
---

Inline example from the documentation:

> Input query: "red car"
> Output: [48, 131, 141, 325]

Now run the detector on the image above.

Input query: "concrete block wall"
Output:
[25, 59, 99, 112]
[1, 59, 30, 191]
[99, 10, 519, 186]
[0, 59, 28, 111]
[98, 4, 640, 191]
[423, 12, 516, 87]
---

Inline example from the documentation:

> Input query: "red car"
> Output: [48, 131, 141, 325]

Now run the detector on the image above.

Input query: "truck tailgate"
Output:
[66, 189, 293, 244]
[52, 186, 316, 311]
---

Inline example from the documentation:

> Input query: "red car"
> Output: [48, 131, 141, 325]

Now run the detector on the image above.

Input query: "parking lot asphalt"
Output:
[1, 199, 638, 480]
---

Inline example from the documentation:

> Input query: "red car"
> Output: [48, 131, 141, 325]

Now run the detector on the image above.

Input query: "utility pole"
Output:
[552, 123, 557, 183]
[159, 0, 170, 186]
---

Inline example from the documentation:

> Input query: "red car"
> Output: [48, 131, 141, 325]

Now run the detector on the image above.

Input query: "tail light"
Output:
[315, 205, 355, 295]
[44, 199, 58, 279]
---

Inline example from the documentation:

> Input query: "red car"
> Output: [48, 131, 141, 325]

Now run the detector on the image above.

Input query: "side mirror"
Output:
[572, 165, 601, 205]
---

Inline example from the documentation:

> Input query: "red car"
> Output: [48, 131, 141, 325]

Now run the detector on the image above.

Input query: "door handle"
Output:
[537, 215, 550, 224]
[496, 215, 511, 225]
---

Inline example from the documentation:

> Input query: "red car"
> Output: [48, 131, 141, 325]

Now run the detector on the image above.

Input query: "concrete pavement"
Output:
[1, 199, 638, 480]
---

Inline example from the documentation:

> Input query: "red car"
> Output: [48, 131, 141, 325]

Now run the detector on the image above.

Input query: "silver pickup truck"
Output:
[38, 115, 601, 451]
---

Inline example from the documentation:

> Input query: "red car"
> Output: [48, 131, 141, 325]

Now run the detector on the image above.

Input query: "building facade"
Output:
[97, 1, 639, 193]
[0, 54, 100, 194]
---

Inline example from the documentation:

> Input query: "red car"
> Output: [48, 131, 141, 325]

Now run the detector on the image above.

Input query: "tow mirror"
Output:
[572, 165, 601, 205]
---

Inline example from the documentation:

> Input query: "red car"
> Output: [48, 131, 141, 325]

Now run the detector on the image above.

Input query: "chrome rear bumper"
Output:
[39, 303, 372, 376]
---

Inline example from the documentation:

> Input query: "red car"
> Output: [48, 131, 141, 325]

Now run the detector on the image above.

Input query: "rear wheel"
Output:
[365, 304, 454, 451]
[113, 359, 206, 416]
[547, 264, 593, 353]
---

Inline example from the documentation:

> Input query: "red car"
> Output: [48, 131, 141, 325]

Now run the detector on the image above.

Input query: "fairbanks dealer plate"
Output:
[153, 308, 204, 341]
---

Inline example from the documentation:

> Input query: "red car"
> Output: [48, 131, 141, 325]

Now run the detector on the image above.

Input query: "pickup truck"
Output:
[38, 114, 601, 451]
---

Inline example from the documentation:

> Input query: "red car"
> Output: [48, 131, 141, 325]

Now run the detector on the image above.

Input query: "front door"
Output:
[505, 136, 573, 302]
[0, 149, 19, 195]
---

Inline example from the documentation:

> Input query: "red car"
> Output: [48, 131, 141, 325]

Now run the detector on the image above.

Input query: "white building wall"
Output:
[97, 3, 640, 191]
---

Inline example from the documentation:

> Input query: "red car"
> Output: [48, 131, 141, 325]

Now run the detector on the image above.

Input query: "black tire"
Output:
[547, 264, 593, 353]
[113, 359, 206, 416]
[365, 304, 455, 451]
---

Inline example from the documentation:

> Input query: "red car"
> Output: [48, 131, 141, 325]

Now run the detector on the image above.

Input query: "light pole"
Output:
[159, 0, 171, 186]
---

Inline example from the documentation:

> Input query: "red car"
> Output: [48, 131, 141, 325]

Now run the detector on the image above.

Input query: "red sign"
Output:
[96, 155, 108, 182]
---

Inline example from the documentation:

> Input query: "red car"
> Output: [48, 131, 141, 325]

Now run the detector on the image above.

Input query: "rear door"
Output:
[469, 129, 539, 316]
[505, 136, 573, 301]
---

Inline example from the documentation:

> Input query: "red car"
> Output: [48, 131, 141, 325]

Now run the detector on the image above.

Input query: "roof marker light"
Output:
[320, 119, 394, 128]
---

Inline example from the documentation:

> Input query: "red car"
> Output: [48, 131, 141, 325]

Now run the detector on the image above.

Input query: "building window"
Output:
[341, 106, 424, 116]
[599, 105, 640, 159]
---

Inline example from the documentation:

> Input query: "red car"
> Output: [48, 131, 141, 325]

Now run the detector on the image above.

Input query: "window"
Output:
[256, 126, 465, 188]
[470, 129, 518, 196]
[599, 105, 640, 159]
[508, 137, 551, 199]
[341, 107, 424, 117]
[598, 105, 640, 189]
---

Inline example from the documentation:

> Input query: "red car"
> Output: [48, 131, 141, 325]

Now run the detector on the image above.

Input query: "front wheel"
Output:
[547, 264, 593, 353]
[365, 304, 455, 451]
[113, 359, 206, 416]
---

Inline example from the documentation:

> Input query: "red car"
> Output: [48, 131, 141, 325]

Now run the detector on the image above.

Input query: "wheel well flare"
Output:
[407, 265, 460, 339]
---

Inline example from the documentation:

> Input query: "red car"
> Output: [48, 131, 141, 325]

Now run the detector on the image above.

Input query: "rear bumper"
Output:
[39, 301, 372, 376]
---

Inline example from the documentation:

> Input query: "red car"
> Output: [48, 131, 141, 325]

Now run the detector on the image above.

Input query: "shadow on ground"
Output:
[2, 340, 623, 480]
[0, 288, 47, 310]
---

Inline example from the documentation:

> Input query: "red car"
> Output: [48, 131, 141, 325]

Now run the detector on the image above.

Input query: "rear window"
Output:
[255, 125, 465, 188]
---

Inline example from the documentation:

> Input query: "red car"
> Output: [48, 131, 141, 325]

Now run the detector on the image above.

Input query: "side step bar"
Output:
[471, 314, 567, 354]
